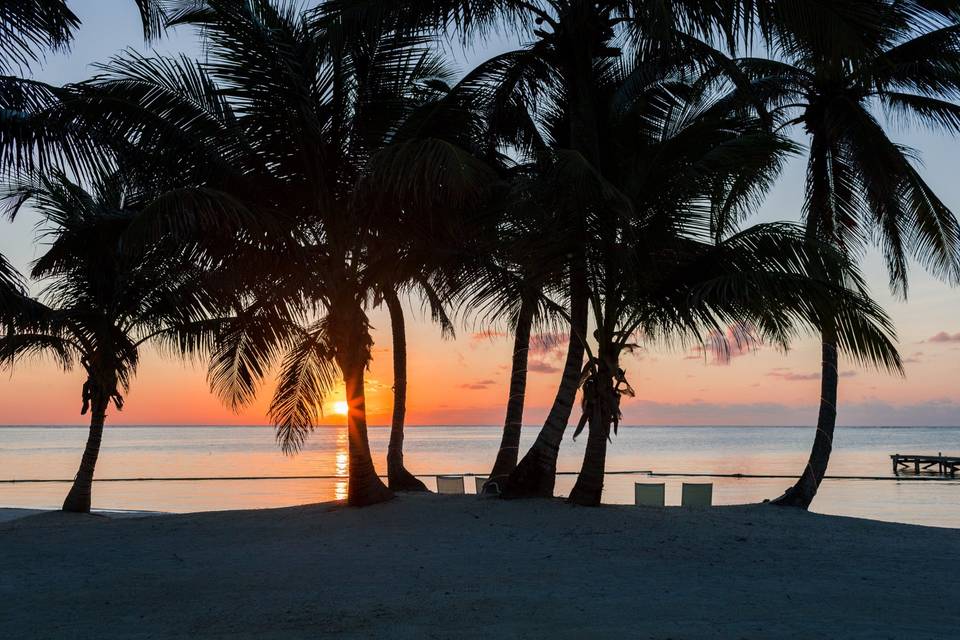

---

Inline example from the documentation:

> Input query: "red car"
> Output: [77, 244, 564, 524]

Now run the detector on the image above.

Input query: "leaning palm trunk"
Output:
[501, 264, 588, 498]
[383, 290, 428, 492]
[482, 291, 536, 494]
[62, 392, 110, 513]
[771, 325, 838, 508]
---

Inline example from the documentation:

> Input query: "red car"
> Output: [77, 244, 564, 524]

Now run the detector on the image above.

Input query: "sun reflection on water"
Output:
[334, 428, 348, 501]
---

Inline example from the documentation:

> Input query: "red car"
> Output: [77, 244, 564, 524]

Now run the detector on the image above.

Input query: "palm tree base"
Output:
[388, 466, 430, 492]
[769, 483, 813, 509]
[348, 483, 394, 507]
[500, 454, 556, 499]
[61, 486, 91, 514]
[566, 483, 602, 506]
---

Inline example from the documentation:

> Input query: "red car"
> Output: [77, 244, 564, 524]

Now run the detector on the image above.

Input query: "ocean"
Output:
[1, 425, 957, 527]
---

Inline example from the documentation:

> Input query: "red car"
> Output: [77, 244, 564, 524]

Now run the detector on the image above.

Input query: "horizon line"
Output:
[1, 423, 958, 429]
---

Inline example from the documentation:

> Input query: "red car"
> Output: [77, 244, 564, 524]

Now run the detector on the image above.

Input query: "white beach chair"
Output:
[634, 482, 665, 507]
[436, 475, 465, 495]
[681, 482, 713, 507]
[474, 476, 489, 494]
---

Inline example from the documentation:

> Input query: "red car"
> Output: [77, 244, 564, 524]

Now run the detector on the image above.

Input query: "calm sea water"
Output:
[1, 425, 958, 527]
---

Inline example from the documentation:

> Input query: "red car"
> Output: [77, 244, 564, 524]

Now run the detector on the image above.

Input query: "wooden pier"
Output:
[891, 453, 959, 477]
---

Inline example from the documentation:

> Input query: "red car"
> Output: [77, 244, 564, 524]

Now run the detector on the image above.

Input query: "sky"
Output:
[0, 2, 958, 427]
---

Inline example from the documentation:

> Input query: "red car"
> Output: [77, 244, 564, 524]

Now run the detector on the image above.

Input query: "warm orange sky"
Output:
[1, 276, 958, 426]
[1, 4, 958, 427]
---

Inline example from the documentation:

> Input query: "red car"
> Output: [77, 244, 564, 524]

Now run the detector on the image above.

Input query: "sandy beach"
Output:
[2, 494, 957, 639]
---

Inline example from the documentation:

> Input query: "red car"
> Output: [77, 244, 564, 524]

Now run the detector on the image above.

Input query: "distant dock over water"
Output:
[891, 453, 959, 477]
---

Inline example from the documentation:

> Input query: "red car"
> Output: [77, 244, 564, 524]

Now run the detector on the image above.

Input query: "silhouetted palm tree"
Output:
[489, 56, 904, 504]
[737, 4, 960, 508]
[0, 171, 219, 513]
[315, 0, 722, 500]
[380, 289, 431, 491]
[368, 241, 456, 492]
[67, 0, 500, 505]
[322, 0, 906, 499]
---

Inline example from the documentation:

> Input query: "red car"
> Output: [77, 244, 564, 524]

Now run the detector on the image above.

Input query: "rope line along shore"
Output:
[2, 470, 958, 484]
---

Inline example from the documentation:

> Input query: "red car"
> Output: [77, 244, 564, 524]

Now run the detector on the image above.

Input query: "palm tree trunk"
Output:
[331, 297, 393, 507]
[771, 327, 838, 509]
[340, 355, 393, 506]
[502, 19, 599, 500]
[501, 264, 588, 498]
[483, 290, 536, 494]
[62, 393, 110, 513]
[383, 290, 428, 492]
[567, 354, 615, 506]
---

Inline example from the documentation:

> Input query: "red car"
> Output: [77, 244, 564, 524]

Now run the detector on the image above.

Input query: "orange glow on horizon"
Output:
[0, 299, 958, 427]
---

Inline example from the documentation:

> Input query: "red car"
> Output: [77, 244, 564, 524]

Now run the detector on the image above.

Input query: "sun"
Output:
[332, 400, 349, 415]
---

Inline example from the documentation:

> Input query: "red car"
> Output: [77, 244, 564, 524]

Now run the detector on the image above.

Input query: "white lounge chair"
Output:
[634, 482, 665, 507]
[436, 475, 465, 495]
[474, 476, 489, 494]
[681, 482, 713, 507]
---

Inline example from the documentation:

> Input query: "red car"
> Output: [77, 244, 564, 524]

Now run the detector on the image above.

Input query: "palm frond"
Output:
[269, 321, 339, 454]
[0, 0, 79, 73]
[207, 303, 302, 411]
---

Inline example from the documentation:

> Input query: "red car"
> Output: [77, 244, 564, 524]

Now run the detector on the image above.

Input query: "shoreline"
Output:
[4, 494, 958, 638]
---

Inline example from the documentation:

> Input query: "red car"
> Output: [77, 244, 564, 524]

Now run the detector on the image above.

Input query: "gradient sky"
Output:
[1, 3, 958, 426]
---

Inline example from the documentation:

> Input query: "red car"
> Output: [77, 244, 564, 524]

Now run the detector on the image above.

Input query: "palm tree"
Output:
[322, 0, 902, 499]
[483, 287, 536, 492]
[370, 249, 456, 492]
[68, 0, 500, 505]
[457, 234, 560, 495]
[463, 166, 589, 495]
[485, 55, 905, 505]
[736, 4, 960, 508]
[316, 0, 724, 501]
[0, 171, 218, 513]
[380, 289, 430, 491]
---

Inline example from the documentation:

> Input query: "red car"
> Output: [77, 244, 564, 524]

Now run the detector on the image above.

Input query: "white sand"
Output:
[2, 494, 957, 639]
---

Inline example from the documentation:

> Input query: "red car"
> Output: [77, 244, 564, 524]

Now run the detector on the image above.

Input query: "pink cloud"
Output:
[528, 359, 560, 374]
[530, 332, 569, 356]
[928, 331, 960, 343]
[685, 325, 762, 365]
[767, 368, 857, 382]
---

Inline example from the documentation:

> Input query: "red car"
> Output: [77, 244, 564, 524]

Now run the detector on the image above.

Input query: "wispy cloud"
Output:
[528, 359, 560, 374]
[530, 332, 568, 356]
[685, 325, 762, 365]
[767, 368, 857, 382]
[927, 331, 960, 343]
[460, 379, 497, 390]
[471, 330, 507, 342]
